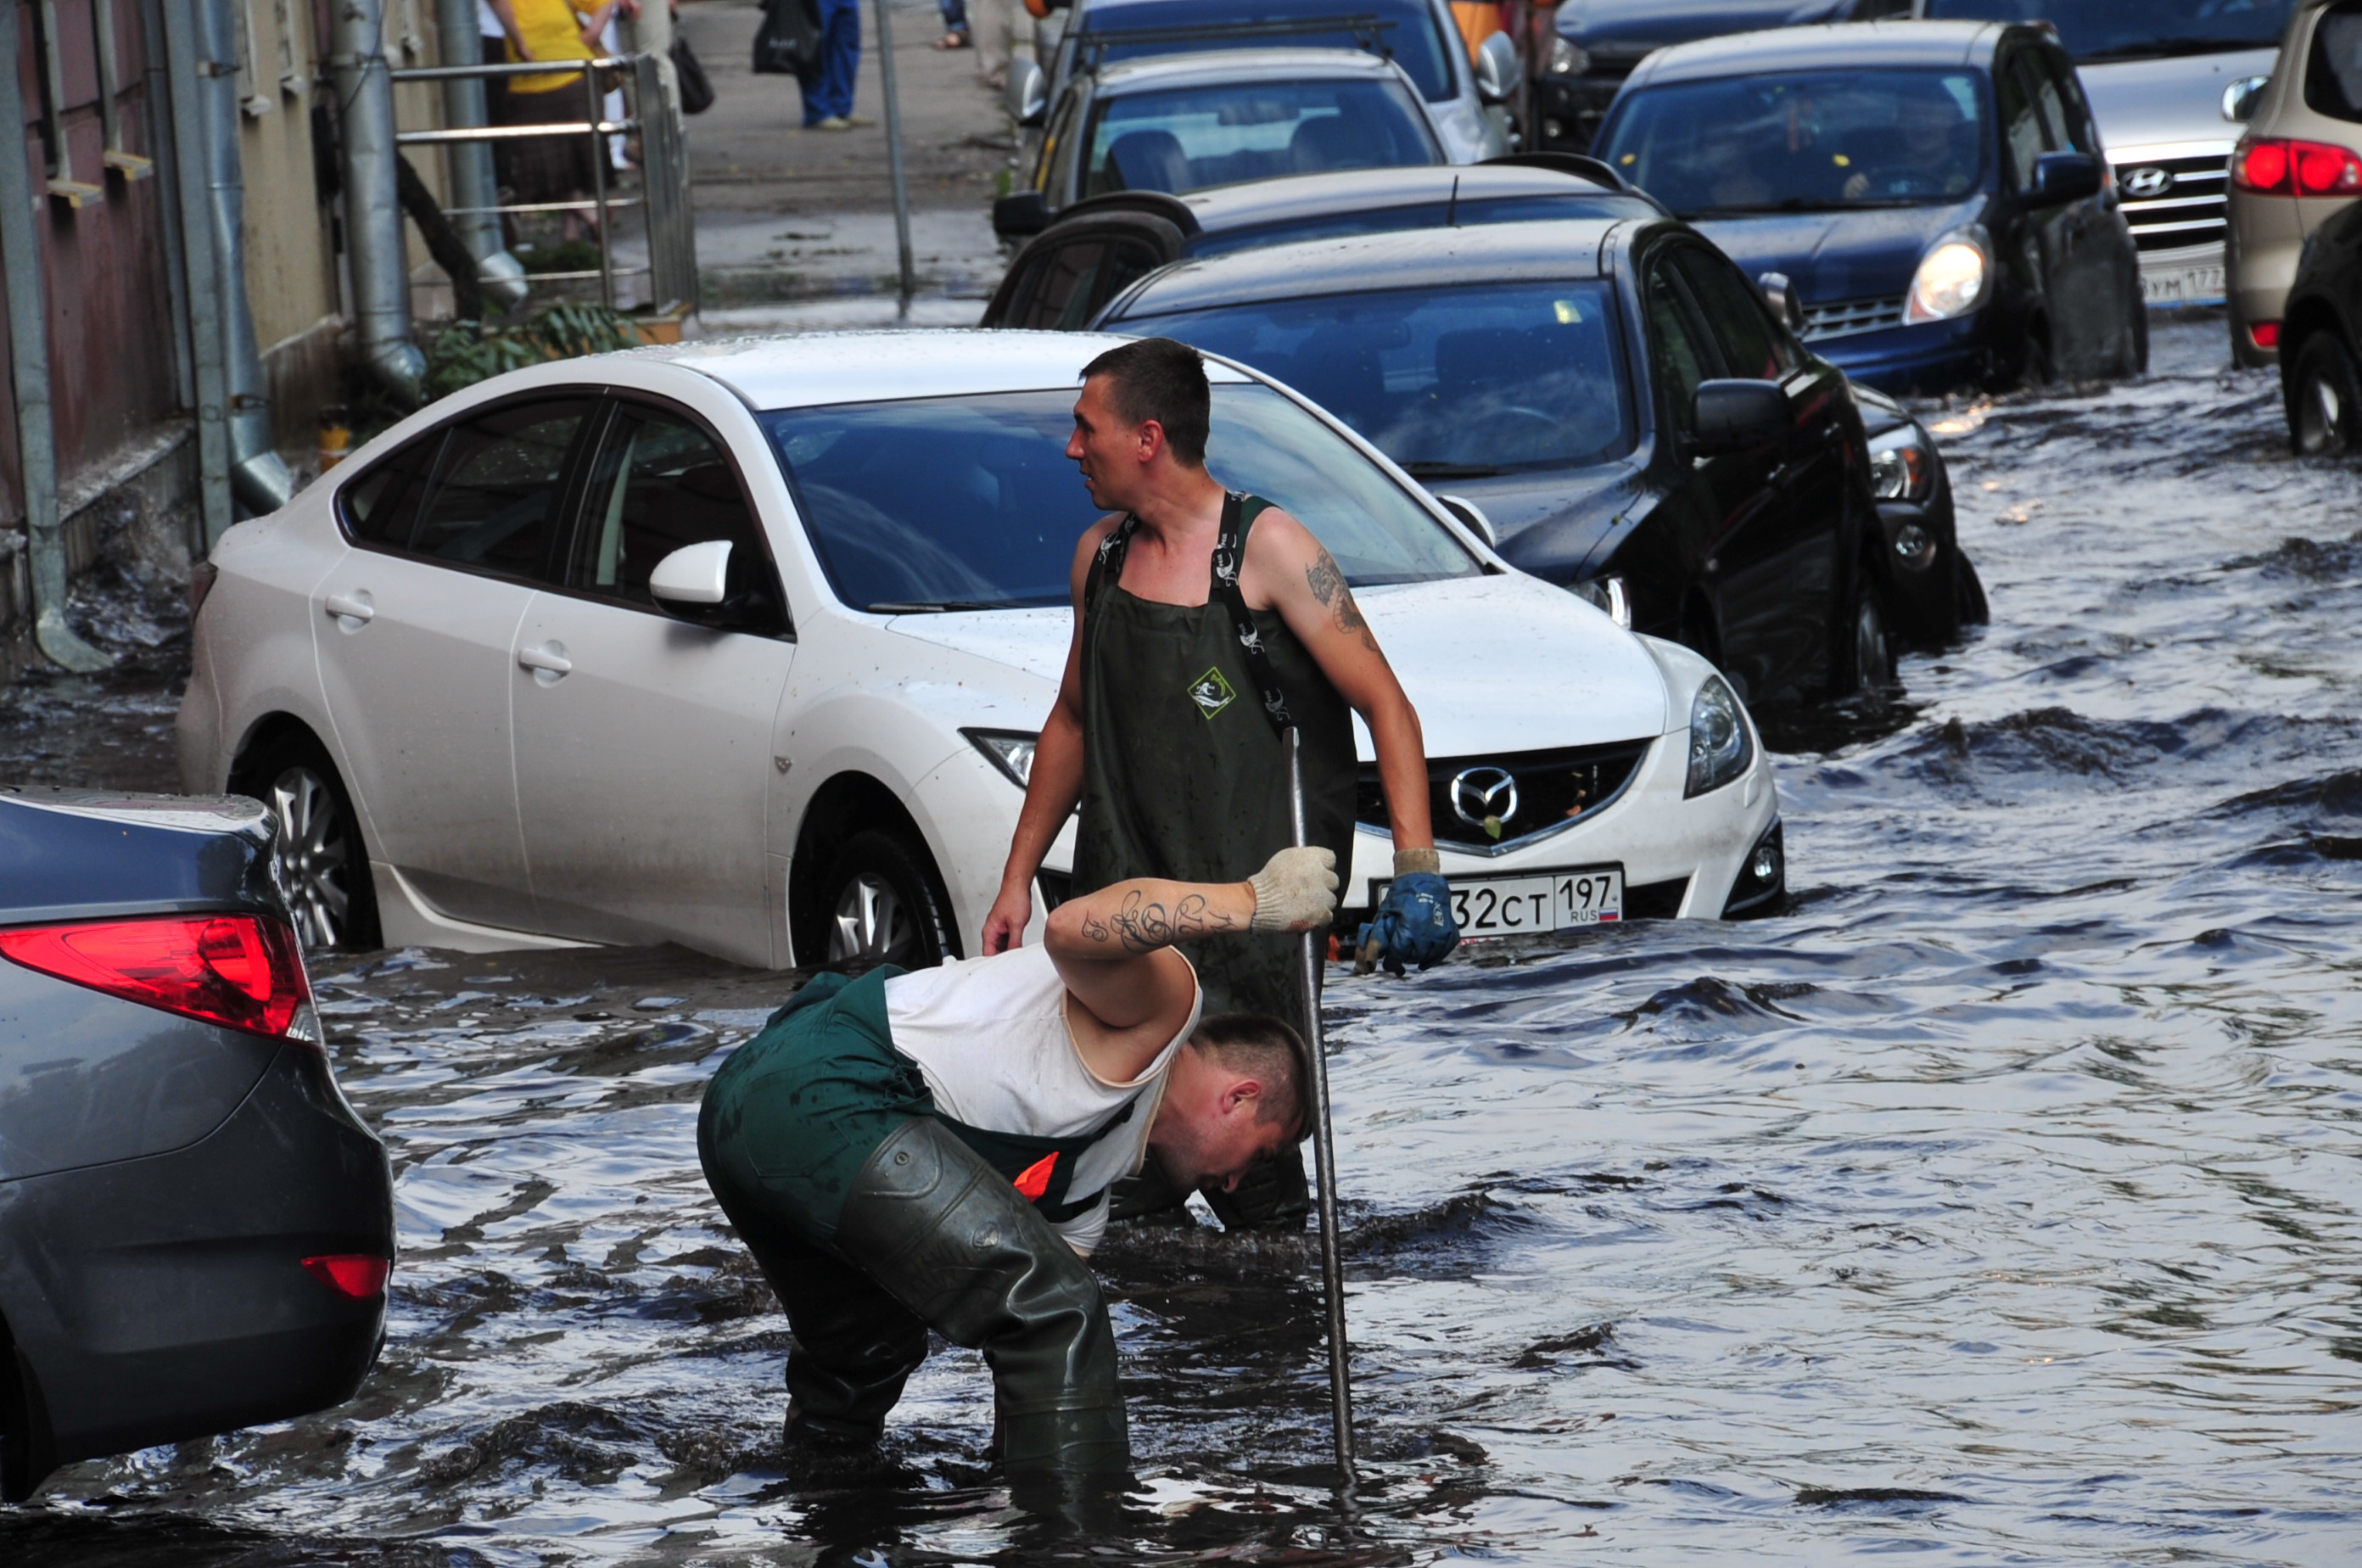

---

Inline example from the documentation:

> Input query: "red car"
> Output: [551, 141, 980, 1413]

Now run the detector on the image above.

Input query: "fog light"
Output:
[1751, 842, 1781, 885]
[1893, 522, 1936, 569]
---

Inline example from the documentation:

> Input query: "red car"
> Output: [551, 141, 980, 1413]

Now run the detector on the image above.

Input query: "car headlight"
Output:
[1550, 37, 1589, 75]
[1570, 574, 1632, 628]
[1904, 228, 1990, 325]
[1684, 675, 1754, 798]
[965, 729, 1038, 788]
[1866, 423, 1934, 502]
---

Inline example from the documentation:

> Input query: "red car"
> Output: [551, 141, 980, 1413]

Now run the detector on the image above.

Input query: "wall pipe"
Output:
[158, 0, 235, 546]
[0, 1, 112, 670]
[428, 0, 525, 311]
[331, 0, 426, 403]
[191, 0, 294, 513]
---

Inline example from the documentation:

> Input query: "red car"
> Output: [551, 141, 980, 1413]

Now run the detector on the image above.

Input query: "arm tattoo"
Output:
[1073, 889, 1240, 953]
[1111, 890, 1172, 954]
[1306, 546, 1381, 652]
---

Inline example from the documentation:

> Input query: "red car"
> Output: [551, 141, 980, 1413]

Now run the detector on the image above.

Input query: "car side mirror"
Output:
[1434, 493, 1497, 547]
[1007, 59, 1047, 126]
[1690, 379, 1789, 456]
[2222, 75, 2269, 124]
[650, 539, 732, 607]
[1475, 32, 1518, 106]
[993, 189, 1050, 242]
[2029, 151, 2101, 205]
[1758, 271, 1805, 334]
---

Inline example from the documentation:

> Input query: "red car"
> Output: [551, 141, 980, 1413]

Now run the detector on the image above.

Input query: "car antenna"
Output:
[1447, 173, 1459, 227]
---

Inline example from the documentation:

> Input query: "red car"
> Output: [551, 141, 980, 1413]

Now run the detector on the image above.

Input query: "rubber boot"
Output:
[835, 1116, 1130, 1477]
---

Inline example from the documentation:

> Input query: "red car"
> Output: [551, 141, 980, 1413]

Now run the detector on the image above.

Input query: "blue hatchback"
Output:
[1593, 20, 2147, 394]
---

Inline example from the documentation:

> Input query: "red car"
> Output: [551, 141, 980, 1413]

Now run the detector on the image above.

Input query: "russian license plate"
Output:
[2143, 262, 2224, 305]
[1377, 865, 1625, 938]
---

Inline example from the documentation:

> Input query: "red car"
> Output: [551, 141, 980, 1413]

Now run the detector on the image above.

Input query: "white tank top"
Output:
[883, 944, 1200, 1256]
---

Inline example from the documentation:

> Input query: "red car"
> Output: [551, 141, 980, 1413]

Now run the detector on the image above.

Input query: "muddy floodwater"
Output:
[4, 316, 2359, 1565]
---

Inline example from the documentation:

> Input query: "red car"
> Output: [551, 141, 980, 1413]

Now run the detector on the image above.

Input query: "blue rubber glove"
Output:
[1356, 869, 1460, 977]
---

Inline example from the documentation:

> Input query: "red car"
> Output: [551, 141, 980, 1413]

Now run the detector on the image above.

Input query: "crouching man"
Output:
[697, 846, 1338, 1479]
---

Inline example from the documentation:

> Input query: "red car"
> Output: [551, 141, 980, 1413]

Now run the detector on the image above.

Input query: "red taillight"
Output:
[303, 1254, 390, 1298]
[0, 914, 314, 1039]
[2232, 137, 2362, 196]
[2252, 321, 2282, 349]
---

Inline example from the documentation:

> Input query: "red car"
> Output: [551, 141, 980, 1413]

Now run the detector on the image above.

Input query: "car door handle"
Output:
[323, 592, 375, 624]
[518, 641, 573, 678]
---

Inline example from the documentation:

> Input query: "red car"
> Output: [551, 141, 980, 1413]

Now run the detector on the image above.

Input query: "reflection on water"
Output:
[4, 316, 2361, 1564]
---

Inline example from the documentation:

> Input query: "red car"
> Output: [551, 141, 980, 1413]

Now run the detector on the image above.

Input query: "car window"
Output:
[1645, 263, 1715, 434]
[338, 431, 439, 551]
[1995, 54, 2046, 190]
[571, 400, 786, 630]
[406, 400, 592, 580]
[1598, 69, 1985, 216]
[761, 385, 1480, 613]
[1117, 280, 1632, 474]
[1038, 87, 1081, 194]
[1183, 193, 1659, 256]
[1671, 248, 1794, 381]
[1012, 240, 1110, 328]
[2308, 3, 2362, 125]
[2037, 48, 2099, 154]
[1077, 0, 1458, 102]
[1083, 79, 1438, 199]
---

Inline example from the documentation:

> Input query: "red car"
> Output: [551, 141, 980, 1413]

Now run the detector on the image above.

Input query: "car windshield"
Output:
[1083, 79, 1438, 198]
[1183, 193, 1657, 255]
[1078, 0, 1458, 101]
[762, 385, 1480, 613]
[1117, 281, 1632, 477]
[1920, 0, 2294, 61]
[1598, 70, 1987, 216]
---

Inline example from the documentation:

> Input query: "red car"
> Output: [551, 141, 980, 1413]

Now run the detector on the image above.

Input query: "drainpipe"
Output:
[429, 0, 525, 311]
[191, 0, 295, 512]
[0, 1, 112, 671]
[332, 0, 427, 404]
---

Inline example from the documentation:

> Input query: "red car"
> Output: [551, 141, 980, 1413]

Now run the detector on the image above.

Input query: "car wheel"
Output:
[820, 830, 955, 969]
[1849, 580, 1895, 697]
[240, 733, 381, 951]
[1953, 551, 1990, 628]
[2130, 294, 2151, 377]
[2289, 334, 2361, 457]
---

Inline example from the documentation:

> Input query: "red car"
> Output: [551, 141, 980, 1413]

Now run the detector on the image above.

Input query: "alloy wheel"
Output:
[2300, 373, 2347, 456]
[267, 765, 353, 949]
[829, 871, 915, 964]
[1854, 595, 1895, 694]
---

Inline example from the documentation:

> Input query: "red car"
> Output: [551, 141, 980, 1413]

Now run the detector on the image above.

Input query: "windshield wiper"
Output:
[2080, 36, 2264, 62]
[1402, 460, 1502, 478]
[866, 599, 1006, 613]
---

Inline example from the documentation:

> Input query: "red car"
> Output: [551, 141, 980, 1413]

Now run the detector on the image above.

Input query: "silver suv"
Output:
[2226, 1, 2362, 367]
[1917, 0, 2298, 305]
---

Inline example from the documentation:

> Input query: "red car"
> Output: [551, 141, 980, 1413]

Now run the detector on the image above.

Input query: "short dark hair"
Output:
[1191, 1011, 1310, 1140]
[1079, 338, 1211, 465]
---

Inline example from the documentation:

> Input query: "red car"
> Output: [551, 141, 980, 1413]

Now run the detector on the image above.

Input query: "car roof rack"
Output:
[1074, 14, 1399, 67]
[1480, 152, 1630, 193]
[1047, 190, 1205, 234]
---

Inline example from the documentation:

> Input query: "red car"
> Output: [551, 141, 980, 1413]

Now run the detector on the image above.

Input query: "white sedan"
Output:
[176, 332, 1783, 966]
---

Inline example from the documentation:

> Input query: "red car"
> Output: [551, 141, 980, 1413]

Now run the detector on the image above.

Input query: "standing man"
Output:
[801, 0, 869, 130]
[700, 848, 1338, 1477]
[981, 338, 1458, 1230]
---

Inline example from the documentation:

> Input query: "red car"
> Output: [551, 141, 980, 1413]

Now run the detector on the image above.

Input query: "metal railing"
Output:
[389, 52, 697, 315]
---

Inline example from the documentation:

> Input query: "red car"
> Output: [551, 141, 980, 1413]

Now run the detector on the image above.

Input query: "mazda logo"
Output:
[2123, 165, 2174, 199]
[1450, 766, 1519, 832]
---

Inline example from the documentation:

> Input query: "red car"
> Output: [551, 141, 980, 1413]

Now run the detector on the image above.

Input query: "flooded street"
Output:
[5, 314, 2360, 1565]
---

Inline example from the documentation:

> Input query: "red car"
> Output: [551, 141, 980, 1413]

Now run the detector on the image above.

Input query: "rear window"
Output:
[2308, 3, 2362, 124]
[1184, 193, 1658, 256]
[1079, 0, 1458, 101]
[760, 385, 1480, 614]
[1085, 78, 1439, 199]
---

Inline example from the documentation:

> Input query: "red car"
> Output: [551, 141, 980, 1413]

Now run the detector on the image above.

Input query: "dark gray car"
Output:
[0, 787, 392, 1499]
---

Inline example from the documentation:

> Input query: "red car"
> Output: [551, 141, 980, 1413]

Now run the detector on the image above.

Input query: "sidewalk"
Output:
[676, 0, 1022, 328]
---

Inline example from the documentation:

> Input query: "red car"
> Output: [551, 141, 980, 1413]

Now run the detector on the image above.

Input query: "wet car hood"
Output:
[2079, 49, 2277, 155]
[884, 570, 1671, 752]
[1556, 0, 1849, 53]
[1690, 196, 1984, 305]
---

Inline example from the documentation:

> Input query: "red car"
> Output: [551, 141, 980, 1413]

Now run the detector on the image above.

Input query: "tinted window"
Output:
[1078, 0, 1457, 101]
[1922, 0, 2293, 61]
[1083, 79, 1437, 199]
[1183, 193, 1659, 256]
[1599, 70, 1986, 216]
[1013, 240, 1110, 328]
[2308, 5, 2362, 124]
[1122, 281, 1630, 476]
[1672, 249, 1794, 381]
[1646, 266, 1713, 434]
[761, 385, 1480, 613]
[574, 401, 783, 629]
[407, 400, 590, 579]
[339, 433, 439, 549]
[1996, 56, 2047, 189]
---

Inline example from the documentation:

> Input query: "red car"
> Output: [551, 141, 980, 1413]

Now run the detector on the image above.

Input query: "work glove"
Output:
[1356, 848, 1460, 976]
[1247, 846, 1338, 932]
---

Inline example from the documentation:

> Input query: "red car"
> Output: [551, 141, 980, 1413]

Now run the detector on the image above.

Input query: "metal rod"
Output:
[440, 198, 646, 216]
[871, 0, 915, 316]
[389, 53, 645, 79]
[585, 68, 612, 310]
[1285, 726, 1356, 1483]
[396, 120, 637, 144]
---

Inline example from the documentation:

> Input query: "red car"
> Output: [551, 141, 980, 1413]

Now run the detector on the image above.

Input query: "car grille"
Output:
[1802, 294, 1908, 341]
[2113, 152, 2230, 255]
[1357, 740, 1654, 856]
